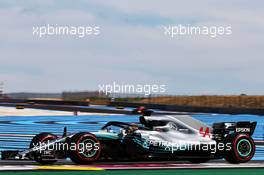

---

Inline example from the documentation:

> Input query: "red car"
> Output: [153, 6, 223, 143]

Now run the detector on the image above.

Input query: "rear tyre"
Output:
[69, 132, 101, 164]
[30, 132, 58, 165]
[224, 133, 255, 163]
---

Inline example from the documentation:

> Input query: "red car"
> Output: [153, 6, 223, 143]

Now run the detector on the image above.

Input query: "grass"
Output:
[59, 94, 264, 109]
[138, 95, 264, 109]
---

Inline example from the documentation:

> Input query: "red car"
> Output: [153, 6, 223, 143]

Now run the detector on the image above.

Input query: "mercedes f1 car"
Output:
[1, 114, 257, 164]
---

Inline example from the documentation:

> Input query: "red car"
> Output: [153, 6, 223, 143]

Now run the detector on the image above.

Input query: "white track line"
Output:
[0, 165, 37, 171]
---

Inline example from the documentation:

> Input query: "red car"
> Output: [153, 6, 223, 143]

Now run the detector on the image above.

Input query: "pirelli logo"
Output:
[236, 128, 250, 132]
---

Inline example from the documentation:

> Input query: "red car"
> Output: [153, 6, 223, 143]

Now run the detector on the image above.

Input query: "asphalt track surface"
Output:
[1, 112, 263, 160]
[0, 160, 264, 170]
[0, 105, 264, 174]
[0, 169, 264, 175]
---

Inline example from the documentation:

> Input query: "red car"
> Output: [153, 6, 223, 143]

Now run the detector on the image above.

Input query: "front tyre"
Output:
[30, 132, 58, 165]
[69, 132, 101, 164]
[224, 133, 255, 163]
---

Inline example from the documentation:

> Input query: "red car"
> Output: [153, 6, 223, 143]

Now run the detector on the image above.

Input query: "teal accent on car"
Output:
[237, 139, 252, 157]
[92, 131, 119, 140]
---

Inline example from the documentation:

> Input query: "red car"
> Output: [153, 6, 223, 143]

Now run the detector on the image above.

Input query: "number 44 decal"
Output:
[199, 127, 211, 138]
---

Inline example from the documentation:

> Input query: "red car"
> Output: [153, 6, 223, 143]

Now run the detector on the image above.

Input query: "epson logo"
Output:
[236, 128, 250, 132]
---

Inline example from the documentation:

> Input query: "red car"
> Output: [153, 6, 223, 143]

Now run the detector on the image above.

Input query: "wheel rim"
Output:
[79, 138, 97, 158]
[237, 139, 252, 157]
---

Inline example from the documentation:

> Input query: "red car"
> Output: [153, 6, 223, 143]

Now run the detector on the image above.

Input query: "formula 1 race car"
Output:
[1, 114, 257, 164]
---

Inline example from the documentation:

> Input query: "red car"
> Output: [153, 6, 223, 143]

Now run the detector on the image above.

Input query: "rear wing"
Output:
[212, 121, 257, 136]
